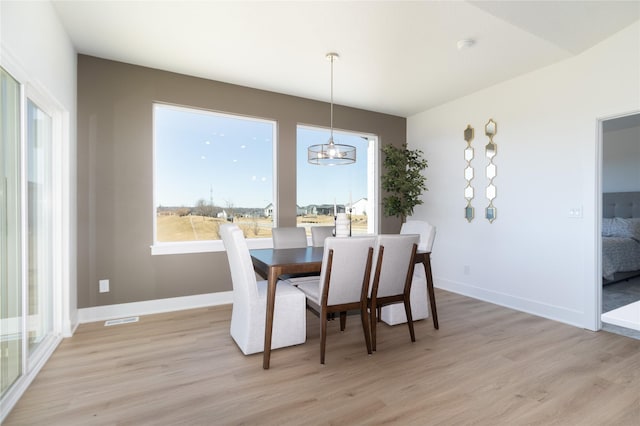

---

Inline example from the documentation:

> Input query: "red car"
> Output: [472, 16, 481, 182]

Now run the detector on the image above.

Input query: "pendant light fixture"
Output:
[308, 52, 356, 165]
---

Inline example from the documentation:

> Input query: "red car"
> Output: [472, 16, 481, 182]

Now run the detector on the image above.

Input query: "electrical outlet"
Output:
[99, 279, 109, 293]
[464, 265, 471, 275]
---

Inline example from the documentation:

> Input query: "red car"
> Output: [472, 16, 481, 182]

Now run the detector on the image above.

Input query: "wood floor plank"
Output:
[5, 290, 640, 425]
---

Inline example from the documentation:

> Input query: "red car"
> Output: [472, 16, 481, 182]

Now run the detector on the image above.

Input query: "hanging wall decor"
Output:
[463, 125, 475, 222]
[484, 119, 497, 222]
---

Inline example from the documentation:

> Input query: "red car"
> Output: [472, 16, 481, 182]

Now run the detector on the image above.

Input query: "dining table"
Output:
[250, 246, 438, 369]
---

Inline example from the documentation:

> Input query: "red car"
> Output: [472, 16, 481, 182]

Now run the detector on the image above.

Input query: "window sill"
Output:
[151, 238, 274, 255]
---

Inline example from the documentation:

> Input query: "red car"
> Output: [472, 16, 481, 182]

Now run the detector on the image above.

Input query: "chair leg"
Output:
[360, 307, 372, 355]
[377, 306, 381, 322]
[340, 311, 347, 331]
[369, 301, 378, 352]
[404, 297, 416, 343]
[320, 313, 328, 364]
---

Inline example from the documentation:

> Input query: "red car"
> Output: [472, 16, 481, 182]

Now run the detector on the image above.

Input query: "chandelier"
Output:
[307, 52, 356, 166]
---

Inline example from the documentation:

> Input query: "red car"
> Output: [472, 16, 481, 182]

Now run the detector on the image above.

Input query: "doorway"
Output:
[599, 112, 640, 339]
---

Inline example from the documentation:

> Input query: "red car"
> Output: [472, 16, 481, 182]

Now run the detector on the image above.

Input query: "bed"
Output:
[602, 192, 640, 283]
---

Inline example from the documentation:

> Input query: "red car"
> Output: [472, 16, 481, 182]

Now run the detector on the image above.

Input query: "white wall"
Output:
[407, 22, 640, 330]
[0, 1, 77, 333]
[603, 119, 640, 192]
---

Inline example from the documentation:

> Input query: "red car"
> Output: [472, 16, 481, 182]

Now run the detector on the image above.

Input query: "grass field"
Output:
[156, 214, 368, 242]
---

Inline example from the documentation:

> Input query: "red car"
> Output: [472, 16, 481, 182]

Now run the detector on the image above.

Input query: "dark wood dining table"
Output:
[250, 246, 438, 369]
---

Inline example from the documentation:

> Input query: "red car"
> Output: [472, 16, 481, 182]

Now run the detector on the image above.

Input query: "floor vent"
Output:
[104, 316, 139, 326]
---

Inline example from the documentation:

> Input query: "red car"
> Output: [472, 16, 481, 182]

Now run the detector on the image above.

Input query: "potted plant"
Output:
[381, 143, 428, 223]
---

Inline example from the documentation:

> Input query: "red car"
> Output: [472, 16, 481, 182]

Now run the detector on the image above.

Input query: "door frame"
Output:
[595, 109, 640, 331]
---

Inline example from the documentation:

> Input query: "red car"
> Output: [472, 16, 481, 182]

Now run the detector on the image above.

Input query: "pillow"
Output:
[602, 218, 615, 236]
[602, 217, 640, 240]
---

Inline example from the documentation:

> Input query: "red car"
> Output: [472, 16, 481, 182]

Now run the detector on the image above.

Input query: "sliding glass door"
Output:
[26, 99, 54, 356]
[1, 65, 59, 408]
[0, 68, 23, 398]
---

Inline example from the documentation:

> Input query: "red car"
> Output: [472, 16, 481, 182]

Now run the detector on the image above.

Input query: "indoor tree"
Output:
[381, 143, 428, 223]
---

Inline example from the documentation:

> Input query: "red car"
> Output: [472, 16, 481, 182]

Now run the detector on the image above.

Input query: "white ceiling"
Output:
[51, 0, 640, 117]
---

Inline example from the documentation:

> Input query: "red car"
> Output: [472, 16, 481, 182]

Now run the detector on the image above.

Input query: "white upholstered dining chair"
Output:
[368, 234, 420, 351]
[380, 220, 436, 325]
[272, 226, 319, 285]
[311, 226, 335, 247]
[296, 236, 376, 364]
[272, 227, 308, 249]
[220, 224, 306, 355]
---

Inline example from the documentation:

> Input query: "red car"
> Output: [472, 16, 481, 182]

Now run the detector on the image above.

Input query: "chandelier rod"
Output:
[328, 53, 337, 144]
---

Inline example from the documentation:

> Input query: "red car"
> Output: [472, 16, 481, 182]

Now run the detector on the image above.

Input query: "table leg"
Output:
[263, 267, 280, 369]
[422, 254, 439, 329]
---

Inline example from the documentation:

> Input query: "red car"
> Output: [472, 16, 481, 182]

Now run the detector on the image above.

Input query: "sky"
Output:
[155, 104, 371, 209]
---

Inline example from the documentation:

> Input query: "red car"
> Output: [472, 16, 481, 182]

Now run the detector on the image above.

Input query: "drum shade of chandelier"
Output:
[308, 53, 356, 165]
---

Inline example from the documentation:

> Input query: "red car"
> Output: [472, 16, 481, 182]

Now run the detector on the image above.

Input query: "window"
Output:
[296, 126, 378, 236]
[153, 104, 276, 254]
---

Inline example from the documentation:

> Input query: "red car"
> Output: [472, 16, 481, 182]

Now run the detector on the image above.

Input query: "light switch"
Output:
[568, 207, 583, 218]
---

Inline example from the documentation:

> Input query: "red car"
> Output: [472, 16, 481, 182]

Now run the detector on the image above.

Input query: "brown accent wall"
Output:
[77, 55, 406, 308]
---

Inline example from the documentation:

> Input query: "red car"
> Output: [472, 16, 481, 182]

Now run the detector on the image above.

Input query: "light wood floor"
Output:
[6, 289, 640, 425]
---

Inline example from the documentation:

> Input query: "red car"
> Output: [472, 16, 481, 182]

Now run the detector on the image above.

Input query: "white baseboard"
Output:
[436, 278, 587, 329]
[77, 291, 233, 324]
